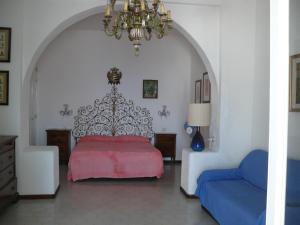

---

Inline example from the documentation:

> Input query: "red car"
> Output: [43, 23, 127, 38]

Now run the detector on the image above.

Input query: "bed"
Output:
[67, 135, 163, 181]
[68, 68, 164, 181]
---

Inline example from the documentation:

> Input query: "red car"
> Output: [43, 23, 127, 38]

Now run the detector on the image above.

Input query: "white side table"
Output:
[180, 148, 222, 197]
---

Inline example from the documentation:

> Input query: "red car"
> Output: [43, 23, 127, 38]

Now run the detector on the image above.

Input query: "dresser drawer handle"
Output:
[8, 155, 13, 160]
[8, 170, 13, 175]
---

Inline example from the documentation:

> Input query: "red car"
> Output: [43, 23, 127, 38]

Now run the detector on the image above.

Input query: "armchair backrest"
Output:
[238, 149, 300, 205]
[239, 149, 268, 190]
[286, 159, 300, 205]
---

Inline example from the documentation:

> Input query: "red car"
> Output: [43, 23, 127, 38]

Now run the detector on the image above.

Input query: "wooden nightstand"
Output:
[154, 133, 176, 161]
[46, 129, 71, 164]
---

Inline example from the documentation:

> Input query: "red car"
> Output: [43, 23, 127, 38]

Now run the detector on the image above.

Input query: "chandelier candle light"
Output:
[103, 0, 172, 56]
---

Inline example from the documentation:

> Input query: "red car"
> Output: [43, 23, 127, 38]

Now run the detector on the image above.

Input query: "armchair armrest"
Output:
[195, 169, 242, 197]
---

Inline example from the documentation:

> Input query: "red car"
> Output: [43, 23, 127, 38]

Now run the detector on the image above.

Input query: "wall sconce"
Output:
[59, 104, 73, 117]
[158, 105, 170, 119]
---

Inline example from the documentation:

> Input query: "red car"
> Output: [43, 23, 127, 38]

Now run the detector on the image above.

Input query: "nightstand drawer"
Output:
[154, 133, 176, 161]
[157, 147, 174, 157]
[156, 135, 175, 142]
[46, 129, 71, 164]
[156, 142, 173, 151]
[47, 134, 67, 144]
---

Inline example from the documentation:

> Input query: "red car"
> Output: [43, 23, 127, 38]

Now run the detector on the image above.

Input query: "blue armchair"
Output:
[195, 150, 300, 225]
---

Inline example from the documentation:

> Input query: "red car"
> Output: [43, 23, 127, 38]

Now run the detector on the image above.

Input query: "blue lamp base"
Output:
[191, 128, 205, 152]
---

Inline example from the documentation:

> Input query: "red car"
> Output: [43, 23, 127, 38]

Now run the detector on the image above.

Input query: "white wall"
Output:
[251, 0, 270, 150]
[218, 0, 258, 165]
[0, 0, 24, 192]
[35, 15, 207, 159]
[288, 0, 300, 159]
[0, 0, 22, 136]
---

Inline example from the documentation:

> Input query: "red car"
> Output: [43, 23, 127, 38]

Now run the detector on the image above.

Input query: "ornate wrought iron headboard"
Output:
[72, 68, 154, 142]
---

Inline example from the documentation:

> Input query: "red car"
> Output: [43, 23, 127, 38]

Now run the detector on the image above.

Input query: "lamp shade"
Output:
[188, 103, 210, 127]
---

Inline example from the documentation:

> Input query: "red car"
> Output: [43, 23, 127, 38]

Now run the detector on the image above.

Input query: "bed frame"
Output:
[72, 68, 154, 143]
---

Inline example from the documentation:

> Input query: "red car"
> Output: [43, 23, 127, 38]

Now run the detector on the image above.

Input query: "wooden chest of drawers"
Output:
[46, 129, 71, 164]
[154, 133, 176, 161]
[0, 136, 18, 212]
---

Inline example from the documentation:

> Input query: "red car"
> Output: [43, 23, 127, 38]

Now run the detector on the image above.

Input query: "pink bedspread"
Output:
[68, 136, 164, 181]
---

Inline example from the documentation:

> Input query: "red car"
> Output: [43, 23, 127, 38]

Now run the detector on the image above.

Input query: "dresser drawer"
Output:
[0, 179, 17, 198]
[0, 179, 17, 211]
[0, 136, 17, 212]
[0, 149, 14, 172]
[0, 165, 14, 189]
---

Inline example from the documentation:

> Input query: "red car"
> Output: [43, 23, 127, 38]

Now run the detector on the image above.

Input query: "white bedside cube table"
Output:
[180, 148, 223, 197]
[18, 146, 60, 197]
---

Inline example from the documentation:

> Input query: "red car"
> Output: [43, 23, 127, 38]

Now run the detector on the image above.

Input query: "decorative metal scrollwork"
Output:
[72, 85, 154, 141]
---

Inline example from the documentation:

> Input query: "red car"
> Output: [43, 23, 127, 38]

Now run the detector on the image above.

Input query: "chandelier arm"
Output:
[144, 28, 152, 41]
[104, 25, 116, 37]
[114, 27, 123, 39]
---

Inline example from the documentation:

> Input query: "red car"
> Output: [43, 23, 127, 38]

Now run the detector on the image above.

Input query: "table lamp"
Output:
[188, 103, 210, 151]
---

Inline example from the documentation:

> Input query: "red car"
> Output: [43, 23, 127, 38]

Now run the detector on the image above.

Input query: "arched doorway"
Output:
[20, 4, 219, 152]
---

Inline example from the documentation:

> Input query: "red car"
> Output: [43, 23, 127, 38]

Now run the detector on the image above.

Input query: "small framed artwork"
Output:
[143, 80, 158, 99]
[195, 80, 202, 103]
[0, 27, 11, 62]
[290, 54, 300, 112]
[0, 71, 9, 105]
[202, 72, 211, 103]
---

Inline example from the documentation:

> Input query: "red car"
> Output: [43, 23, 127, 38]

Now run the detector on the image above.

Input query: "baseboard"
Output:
[19, 185, 60, 200]
[180, 186, 198, 199]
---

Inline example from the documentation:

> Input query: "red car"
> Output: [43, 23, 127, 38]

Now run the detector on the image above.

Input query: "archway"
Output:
[20, 4, 219, 151]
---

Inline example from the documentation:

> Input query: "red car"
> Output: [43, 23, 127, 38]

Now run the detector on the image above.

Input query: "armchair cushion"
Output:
[202, 179, 267, 225]
[195, 169, 242, 199]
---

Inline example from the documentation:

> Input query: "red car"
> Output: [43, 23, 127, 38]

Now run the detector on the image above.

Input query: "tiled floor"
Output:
[0, 164, 217, 225]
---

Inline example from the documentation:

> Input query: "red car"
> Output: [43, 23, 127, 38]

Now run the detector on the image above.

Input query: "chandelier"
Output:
[103, 0, 172, 55]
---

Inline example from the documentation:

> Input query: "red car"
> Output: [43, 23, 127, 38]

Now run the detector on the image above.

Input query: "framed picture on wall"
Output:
[290, 54, 300, 112]
[0, 27, 11, 62]
[143, 80, 158, 99]
[0, 71, 9, 105]
[202, 72, 211, 103]
[195, 80, 202, 103]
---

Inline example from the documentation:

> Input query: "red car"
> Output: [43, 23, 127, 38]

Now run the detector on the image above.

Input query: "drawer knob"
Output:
[9, 170, 13, 175]
[8, 155, 13, 160]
